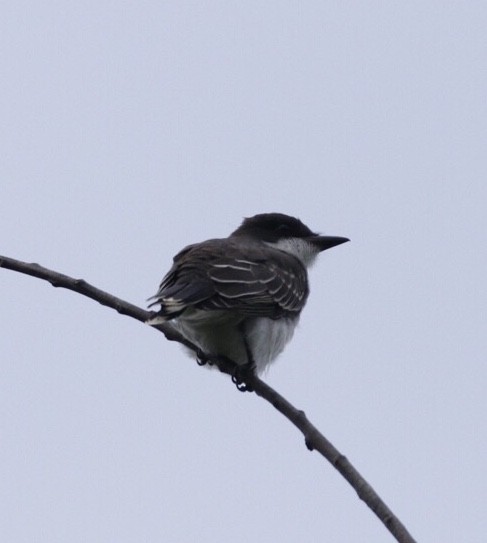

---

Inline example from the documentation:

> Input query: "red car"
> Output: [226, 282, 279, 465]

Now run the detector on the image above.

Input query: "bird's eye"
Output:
[276, 224, 291, 236]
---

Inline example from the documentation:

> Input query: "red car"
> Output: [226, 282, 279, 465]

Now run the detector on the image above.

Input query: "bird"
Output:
[147, 213, 348, 380]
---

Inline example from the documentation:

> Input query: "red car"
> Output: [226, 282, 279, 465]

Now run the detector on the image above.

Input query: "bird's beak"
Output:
[308, 235, 350, 252]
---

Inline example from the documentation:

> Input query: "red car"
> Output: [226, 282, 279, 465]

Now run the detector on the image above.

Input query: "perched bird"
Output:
[147, 213, 348, 376]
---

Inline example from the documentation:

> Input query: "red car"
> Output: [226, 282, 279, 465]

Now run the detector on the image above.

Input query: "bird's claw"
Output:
[196, 351, 254, 392]
[196, 350, 209, 366]
[231, 364, 255, 393]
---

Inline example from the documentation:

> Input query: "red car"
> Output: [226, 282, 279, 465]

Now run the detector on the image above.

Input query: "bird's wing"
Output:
[148, 240, 309, 318]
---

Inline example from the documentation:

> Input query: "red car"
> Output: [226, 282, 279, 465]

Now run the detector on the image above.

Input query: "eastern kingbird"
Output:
[147, 213, 348, 376]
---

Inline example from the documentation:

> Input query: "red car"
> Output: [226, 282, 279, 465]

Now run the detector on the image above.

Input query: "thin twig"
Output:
[0, 254, 416, 543]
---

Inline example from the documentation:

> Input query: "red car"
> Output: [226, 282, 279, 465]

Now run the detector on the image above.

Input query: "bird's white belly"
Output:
[170, 311, 298, 375]
[246, 317, 297, 374]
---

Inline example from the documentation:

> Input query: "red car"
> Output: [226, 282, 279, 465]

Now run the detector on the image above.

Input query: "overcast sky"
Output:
[1, 2, 486, 542]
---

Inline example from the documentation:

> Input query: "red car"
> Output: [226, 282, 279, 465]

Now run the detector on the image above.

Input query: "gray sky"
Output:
[1, 2, 486, 542]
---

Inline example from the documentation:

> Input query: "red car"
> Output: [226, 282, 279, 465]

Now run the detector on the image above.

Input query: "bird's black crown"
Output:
[231, 213, 317, 243]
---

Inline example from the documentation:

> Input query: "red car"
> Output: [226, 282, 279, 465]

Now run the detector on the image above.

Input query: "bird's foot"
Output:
[231, 363, 255, 393]
[196, 350, 212, 366]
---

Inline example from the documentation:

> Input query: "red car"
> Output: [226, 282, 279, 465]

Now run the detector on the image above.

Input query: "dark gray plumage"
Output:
[148, 238, 309, 319]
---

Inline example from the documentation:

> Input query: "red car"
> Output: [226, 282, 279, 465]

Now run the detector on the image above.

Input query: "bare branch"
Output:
[0, 254, 416, 543]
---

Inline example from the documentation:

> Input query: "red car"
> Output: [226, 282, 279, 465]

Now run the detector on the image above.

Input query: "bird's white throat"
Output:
[265, 238, 319, 268]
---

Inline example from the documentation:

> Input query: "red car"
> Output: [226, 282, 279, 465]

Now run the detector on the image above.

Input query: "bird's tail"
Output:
[146, 313, 171, 326]
[145, 294, 187, 326]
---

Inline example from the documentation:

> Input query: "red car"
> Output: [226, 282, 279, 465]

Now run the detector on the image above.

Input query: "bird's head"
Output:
[231, 213, 349, 267]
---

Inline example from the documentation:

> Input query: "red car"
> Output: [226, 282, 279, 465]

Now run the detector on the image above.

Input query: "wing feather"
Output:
[148, 239, 309, 318]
